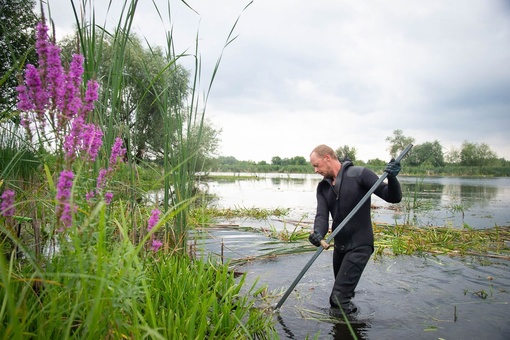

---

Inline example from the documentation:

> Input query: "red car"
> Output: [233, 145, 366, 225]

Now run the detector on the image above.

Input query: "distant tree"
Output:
[271, 156, 283, 166]
[0, 0, 39, 115]
[367, 158, 386, 166]
[385, 129, 415, 158]
[335, 145, 357, 161]
[445, 147, 461, 164]
[187, 119, 222, 172]
[217, 156, 238, 165]
[460, 141, 498, 166]
[406, 140, 444, 167]
[290, 156, 307, 165]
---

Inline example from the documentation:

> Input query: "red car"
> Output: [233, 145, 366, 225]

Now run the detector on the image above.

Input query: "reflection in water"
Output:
[276, 313, 370, 340]
[202, 174, 510, 229]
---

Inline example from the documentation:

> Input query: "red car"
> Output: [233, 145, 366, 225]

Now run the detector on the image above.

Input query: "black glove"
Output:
[309, 231, 323, 247]
[385, 158, 401, 177]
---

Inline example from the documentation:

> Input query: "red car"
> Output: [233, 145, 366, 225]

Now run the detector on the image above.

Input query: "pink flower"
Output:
[148, 209, 161, 231]
[96, 169, 108, 190]
[80, 123, 103, 161]
[83, 80, 99, 115]
[56, 170, 74, 228]
[86, 190, 95, 202]
[104, 192, 113, 205]
[109, 137, 126, 167]
[151, 239, 163, 252]
[0, 190, 16, 218]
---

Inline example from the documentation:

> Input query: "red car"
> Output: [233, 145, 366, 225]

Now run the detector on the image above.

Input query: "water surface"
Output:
[194, 173, 510, 339]
[202, 173, 510, 229]
[192, 227, 510, 339]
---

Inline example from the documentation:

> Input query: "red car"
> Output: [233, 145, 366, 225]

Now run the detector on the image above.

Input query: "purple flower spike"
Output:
[148, 209, 161, 231]
[110, 137, 127, 167]
[151, 239, 163, 252]
[56, 170, 74, 228]
[0, 189, 16, 218]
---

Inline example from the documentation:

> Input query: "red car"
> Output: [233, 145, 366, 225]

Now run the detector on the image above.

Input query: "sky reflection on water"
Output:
[202, 174, 510, 229]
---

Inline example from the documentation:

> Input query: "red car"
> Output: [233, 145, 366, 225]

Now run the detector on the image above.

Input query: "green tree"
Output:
[271, 156, 283, 166]
[385, 129, 415, 158]
[406, 140, 444, 167]
[289, 156, 307, 165]
[460, 141, 498, 166]
[0, 0, 39, 115]
[367, 158, 386, 166]
[335, 145, 357, 161]
[187, 119, 222, 172]
[445, 146, 461, 164]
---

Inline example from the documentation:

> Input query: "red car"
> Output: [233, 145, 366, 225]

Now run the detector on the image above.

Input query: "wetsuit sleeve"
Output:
[374, 173, 402, 203]
[313, 187, 330, 237]
[365, 168, 402, 203]
[385, 175, 402, 203]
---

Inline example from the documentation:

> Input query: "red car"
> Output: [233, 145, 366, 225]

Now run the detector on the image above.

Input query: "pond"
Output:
[193, 173, 510, 339]
[201, 173, 510, 229]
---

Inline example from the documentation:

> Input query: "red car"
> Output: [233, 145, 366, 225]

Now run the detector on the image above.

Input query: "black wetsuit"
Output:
[313, 160, 402, 311]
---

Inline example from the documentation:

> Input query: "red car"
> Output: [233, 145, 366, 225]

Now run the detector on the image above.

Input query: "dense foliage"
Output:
[0, 0, 40, 114]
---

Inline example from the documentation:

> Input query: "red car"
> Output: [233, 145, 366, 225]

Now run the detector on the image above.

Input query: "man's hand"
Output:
[308, 231, 323, 247]
[385, 158, 401, 177]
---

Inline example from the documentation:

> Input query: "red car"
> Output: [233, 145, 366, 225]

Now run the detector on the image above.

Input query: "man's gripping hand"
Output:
[309, 231, 323, 247]
[385, 158, 401, 177]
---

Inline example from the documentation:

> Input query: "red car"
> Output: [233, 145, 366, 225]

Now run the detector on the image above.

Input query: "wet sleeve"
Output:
[385, 175, 402, 203]
[367, 168, 402, 203]
[313, 188, 330, 237]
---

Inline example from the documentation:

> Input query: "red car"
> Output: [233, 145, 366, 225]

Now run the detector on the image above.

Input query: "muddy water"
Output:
[191, 225, 510, 339]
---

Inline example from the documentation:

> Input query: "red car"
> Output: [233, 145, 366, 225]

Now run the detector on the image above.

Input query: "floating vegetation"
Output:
[373, 223, 510, 259]
[191, 206, 290, 224]
[192, 207, 510, 261]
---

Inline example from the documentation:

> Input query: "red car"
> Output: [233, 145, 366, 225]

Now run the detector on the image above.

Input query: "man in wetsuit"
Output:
[308, 144, 402, 315]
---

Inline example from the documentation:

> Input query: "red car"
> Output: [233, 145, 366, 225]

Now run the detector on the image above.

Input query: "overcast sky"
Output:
[46, 0, 510, 163]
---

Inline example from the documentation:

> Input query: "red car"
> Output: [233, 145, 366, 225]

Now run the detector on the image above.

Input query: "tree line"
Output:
[206, 130, 510, 177]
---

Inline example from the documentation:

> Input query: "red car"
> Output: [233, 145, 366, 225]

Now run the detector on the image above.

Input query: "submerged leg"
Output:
[330, 246, 372, 314]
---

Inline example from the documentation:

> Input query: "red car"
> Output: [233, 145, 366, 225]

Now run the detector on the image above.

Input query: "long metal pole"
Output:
[274, 144, 413, 310]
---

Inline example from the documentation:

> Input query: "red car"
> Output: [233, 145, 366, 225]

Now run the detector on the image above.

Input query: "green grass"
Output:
[0, 240, 277, 339]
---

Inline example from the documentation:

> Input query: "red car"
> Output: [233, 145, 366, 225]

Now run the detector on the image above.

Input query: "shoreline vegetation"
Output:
[201, 163, 510, 178]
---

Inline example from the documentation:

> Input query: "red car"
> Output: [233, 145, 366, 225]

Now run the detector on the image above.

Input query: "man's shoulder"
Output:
[345, 165, 365, 177]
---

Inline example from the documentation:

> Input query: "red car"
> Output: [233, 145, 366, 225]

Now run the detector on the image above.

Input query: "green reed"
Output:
[373, 223, 510, 259]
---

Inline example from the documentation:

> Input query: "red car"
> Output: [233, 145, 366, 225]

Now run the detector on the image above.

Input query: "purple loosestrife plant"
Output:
[147, 209, 163, 252]
[17, 21, 100, 146]
[0, 189, 16, 218]
[110, 137, 127, 168]
[148, 209, 161, 231]
[56, 170, 74, 228]
[16, 21, 113, 231]
[151, 239, 163, 252]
